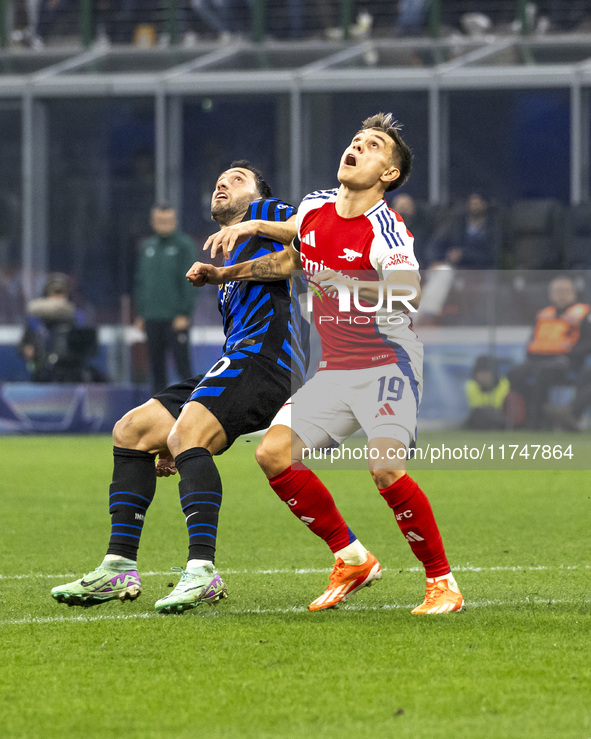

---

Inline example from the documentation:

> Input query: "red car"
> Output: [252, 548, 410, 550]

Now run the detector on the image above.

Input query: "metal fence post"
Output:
[429, 0, 441, 39]
[0, 0, 7, 49]
[516, 0, 529, 35]
[252, 0, 266, 43]
[340, 0, 353, 41]
[80, 0, 93, 48]
[167, 0, 180, 46]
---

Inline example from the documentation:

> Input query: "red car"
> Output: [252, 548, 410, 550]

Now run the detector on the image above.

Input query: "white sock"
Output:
[427, 572, 458, 589]
[102, 555, 136, 570]
[187, 558, 214, 572]
[335, 539, 368, 565]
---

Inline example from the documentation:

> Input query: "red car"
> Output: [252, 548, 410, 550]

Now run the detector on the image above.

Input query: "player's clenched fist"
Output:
[186, 262, 224, 286]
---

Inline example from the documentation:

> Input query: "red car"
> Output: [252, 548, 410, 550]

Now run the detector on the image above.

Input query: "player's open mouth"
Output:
[215, 192, 228, 200]
[345, 153, 356, 166]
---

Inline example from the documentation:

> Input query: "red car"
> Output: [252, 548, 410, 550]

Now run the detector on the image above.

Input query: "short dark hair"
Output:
[229, 159, 273, 199]
[43, 272, 70, 298]
[360, 113, 412, 192]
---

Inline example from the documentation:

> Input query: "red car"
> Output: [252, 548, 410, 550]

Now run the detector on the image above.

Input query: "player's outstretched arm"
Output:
[228, 242, 302, 282]
[188, 244, 301, 286]
[383, 270, 421, 310]
[204, 217, 297, 260]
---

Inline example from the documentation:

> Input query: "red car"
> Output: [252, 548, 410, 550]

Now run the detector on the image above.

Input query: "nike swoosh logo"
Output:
[80, 577, 103, 587]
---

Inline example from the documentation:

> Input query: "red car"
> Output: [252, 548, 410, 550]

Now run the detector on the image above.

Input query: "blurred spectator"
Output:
[190, 0, 232, 39]
[537, 1, 590, 31]
[390, 193, 435, 267]
[0, 266, 25, 323]
[464, 355, 510, 430]
[507, 276, 591, 429]
[188, 0, 256, 40]
[283, 1, 368, 41]
[395, 0, 430, 36]
[545, 364, 591, 431]
[417, 193, 501, 323]
[0, 188, 23, 321]
[18, 273, 105, 382]
[37, 0, 79, 44]
[134, 204, 197, 393]
[427, 193, 501, 270]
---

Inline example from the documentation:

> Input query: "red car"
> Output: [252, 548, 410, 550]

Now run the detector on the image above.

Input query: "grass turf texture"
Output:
[1, 434, 589, 739]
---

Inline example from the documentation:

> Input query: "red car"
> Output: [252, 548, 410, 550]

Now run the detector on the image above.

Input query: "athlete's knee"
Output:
[113, 401, 172, 453]
[166, 423, 185, 459]
[113, 409, 143, 449]
[167, 403, 227, 458]
[370, 468, 406, 490]
[255, 427, 292, 478]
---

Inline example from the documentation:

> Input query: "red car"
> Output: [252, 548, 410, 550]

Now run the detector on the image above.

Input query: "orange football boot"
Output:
[308, 552, 382, 611]
[411, 575, 464, 615]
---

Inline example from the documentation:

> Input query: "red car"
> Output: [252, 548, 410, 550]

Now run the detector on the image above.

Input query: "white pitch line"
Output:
[3, 597, 590, 627]
[0, 563, 589, 581]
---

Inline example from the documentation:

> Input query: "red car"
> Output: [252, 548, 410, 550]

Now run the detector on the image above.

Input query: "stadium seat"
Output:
[506, 199, 564, 270]
[563, 202, 591, 269]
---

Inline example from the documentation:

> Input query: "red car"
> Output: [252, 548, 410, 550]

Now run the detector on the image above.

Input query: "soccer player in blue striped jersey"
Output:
[51, 161, 308, 614]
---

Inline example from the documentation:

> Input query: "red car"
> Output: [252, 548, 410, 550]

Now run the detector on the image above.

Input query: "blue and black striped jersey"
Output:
[218, 198, 309, 384]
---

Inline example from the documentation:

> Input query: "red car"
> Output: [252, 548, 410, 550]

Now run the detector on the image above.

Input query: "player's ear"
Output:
[381, 166, 400, 187]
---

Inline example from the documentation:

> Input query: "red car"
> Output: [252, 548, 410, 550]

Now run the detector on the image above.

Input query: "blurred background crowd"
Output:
[2, 1, 591, 416]
[3, 1, 591, 47]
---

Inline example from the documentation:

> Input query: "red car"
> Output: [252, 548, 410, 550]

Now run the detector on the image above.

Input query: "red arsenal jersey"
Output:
[295, 189, 423, 372]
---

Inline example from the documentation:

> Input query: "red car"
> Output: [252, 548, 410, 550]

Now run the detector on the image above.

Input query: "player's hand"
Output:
[172, 315, 190, 331]
[155, 451, 177, 477]
[186, 262, 224, 286]
[314, 269, 352, 296]
[204, 221, 258, 260]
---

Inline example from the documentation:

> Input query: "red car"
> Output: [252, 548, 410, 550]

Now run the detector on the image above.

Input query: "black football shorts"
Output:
[153, 351, 294, 452]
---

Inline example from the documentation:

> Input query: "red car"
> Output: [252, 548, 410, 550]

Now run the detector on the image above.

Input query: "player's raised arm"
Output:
[205, 216, 298, 260]
[187, 242, 301, 286]
[382, 269, 421, 310]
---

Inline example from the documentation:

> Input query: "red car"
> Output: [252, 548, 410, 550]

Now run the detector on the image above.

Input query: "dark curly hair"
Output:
[229, 159, 273, 199]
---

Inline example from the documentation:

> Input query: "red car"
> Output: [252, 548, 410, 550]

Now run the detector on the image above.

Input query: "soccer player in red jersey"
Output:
[191, 114, 463, 614]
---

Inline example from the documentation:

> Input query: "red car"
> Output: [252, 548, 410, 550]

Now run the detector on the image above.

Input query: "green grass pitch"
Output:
[1, 434, 590, 738]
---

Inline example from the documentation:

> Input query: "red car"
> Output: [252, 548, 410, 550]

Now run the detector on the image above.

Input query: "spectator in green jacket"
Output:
[134, 204, 197, 393]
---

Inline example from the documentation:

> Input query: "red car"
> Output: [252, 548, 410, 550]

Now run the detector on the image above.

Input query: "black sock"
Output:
[176, 447, 222, 564]
[106, 446, 156, 561]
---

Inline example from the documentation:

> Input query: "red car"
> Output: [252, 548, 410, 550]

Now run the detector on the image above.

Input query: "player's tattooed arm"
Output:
[251, 252, 285, 280]
[188, 243, 301, 285]
[223, 245, 301, 283]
